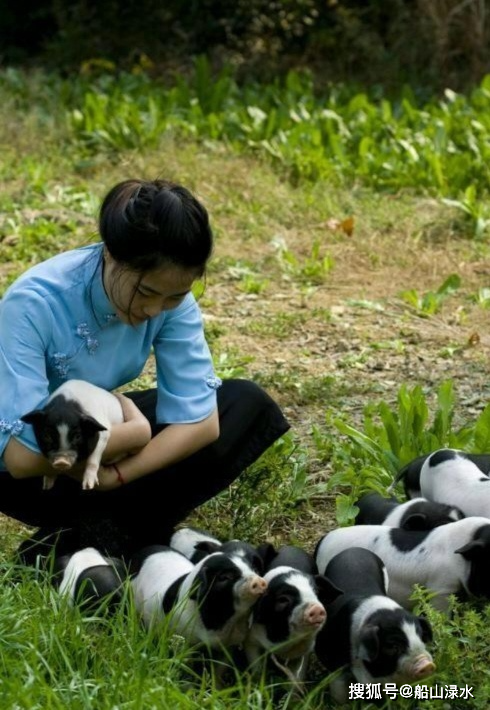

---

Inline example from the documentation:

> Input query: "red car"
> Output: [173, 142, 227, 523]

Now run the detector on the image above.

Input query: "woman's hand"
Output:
[93, 464, 124, 492]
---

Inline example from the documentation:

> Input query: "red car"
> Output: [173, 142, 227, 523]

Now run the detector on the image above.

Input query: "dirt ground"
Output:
[196, 196, 490, 547]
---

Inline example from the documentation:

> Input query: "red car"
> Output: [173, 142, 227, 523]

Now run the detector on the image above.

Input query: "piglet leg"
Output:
[82, 431, 110, 490]
[43, 475, 57, 490]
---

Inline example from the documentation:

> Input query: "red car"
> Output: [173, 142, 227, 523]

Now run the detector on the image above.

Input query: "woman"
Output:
[0, 179, 289, 560]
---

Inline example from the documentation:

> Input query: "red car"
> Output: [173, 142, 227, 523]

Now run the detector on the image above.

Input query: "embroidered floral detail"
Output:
[52, 352, 69, 379]
[85, 336, 99, 353]
[0, 418, 24, 436]
[76, 323, 90, 338]
[76, 322, 99, 354]
[205, 375, 222, 390]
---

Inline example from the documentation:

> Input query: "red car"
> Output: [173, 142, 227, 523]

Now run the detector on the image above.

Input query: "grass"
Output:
[3, 65, 490, 708]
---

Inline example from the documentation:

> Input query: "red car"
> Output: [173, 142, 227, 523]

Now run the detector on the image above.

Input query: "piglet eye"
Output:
[276, 595, 291, 612]
[217, 571, 234, 584]
[384, 642, 401, 656]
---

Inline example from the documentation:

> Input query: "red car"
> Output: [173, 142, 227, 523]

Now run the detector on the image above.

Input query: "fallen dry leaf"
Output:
[468, 332, 481, 347]
[326, 216, 355, 236]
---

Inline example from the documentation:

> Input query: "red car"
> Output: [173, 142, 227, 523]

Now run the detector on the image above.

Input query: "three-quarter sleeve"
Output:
[0, 288, 53, 457]
[153, 294, 221, 424]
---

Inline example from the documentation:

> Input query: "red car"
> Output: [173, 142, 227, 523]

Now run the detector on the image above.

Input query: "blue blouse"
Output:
[0, 243, 221, 461]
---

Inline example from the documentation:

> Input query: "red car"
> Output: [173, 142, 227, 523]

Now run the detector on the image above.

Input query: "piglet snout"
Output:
[303, 602, 327, 628]
[51, 456, 75, 471]
[412, 654, 436, 679]
[242, 575, 268, 600]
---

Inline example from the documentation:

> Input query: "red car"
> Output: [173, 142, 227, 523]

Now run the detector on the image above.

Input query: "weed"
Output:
[442, 185, 490, 240]
[469, 287, 490, 308]
[399, 273, 461, 317]
[272, 236, 334, 285]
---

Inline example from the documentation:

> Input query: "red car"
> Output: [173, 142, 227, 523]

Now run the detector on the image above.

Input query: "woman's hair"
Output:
[99, 179, 213, 275]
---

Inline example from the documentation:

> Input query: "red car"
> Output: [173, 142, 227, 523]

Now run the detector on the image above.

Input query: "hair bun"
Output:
[125, 184, 158, 227]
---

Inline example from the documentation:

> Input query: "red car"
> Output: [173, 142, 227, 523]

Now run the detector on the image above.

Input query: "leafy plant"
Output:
[273, 237, 334, 285]
[469, 287, 490, 308]
[399, 273, 461, 317]
[442, 184, 490, 239]
[316, 380, 490, 524]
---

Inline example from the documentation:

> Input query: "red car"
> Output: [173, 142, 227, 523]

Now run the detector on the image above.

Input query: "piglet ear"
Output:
[454, 539, 484, 560]
[189, 568, 206, 601]
[417, 615, 433, 644]
[80, 414, 107, 434]
[314, 574, 343, 605]
[358, 624, 380, 662]
[195, 541, 222, 556]
[402, 513, 428, 531]
[252, 595, 268, 625]
[256, 542, 277, 571]
[20, 410, 46, 425]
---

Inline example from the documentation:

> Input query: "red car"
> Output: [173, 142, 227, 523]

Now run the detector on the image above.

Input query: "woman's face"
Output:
[103, 253, 200, 325]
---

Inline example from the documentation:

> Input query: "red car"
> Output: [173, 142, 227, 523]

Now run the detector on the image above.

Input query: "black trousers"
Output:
[1, 379, 289, 560]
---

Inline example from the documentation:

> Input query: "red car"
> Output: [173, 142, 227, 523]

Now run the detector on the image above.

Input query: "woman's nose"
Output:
[143, 299, 171, 316]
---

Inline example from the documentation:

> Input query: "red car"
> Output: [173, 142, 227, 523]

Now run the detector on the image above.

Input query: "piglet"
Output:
[420, 448, 490, 519]
[244, 544, 341, 685]
[390, 451, 490, 499]
[315, 547, 435, 703]
[21, 379, 124, 490]
[169, 527, 223, 563]
[130, 545, 267, 649]
[355, 491, 463, 530]
[170, 526, 264, 573]
[315, 517, 490, 612]
[53, 547, 125, 612]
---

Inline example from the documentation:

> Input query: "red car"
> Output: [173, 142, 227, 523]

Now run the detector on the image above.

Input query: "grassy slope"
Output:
[2, 71, 490, 708]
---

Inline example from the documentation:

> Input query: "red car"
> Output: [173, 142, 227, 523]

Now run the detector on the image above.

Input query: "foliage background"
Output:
[1, 0, 490, 93]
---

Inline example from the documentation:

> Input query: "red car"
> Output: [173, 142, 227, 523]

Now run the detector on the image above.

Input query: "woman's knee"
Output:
[217, 378, 282, 418]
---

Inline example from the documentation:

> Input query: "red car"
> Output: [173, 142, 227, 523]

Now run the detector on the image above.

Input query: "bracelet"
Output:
[113, 464, 125, 486]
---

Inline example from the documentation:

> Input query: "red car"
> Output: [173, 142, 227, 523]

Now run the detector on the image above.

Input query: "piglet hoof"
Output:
[43, 476, 56, 491]
[82, 474, 99, 490]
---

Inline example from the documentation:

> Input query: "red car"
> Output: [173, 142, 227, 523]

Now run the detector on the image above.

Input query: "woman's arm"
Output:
[3, 438, 82, 479]
[96, 407, 220, 490]
[101, 393, 152, 462]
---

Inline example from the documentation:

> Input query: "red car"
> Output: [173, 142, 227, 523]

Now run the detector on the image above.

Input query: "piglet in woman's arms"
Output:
[21, 379, 131, 490]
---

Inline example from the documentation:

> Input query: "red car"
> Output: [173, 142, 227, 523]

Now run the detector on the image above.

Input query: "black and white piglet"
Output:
[130, 545, 267, 648]
[244, 545, 341, 684]
[420, 448, 490, 519]
[169, 527, 222, 563]
[316, 547, 435, 703]
[170, 526, 264, 573]
[21, 379, 124, 490]
[53, 547, 126, 612]
[355, 491, 463, 530]
[315, 517, 490, 612]
[390, 450, 490, 499]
